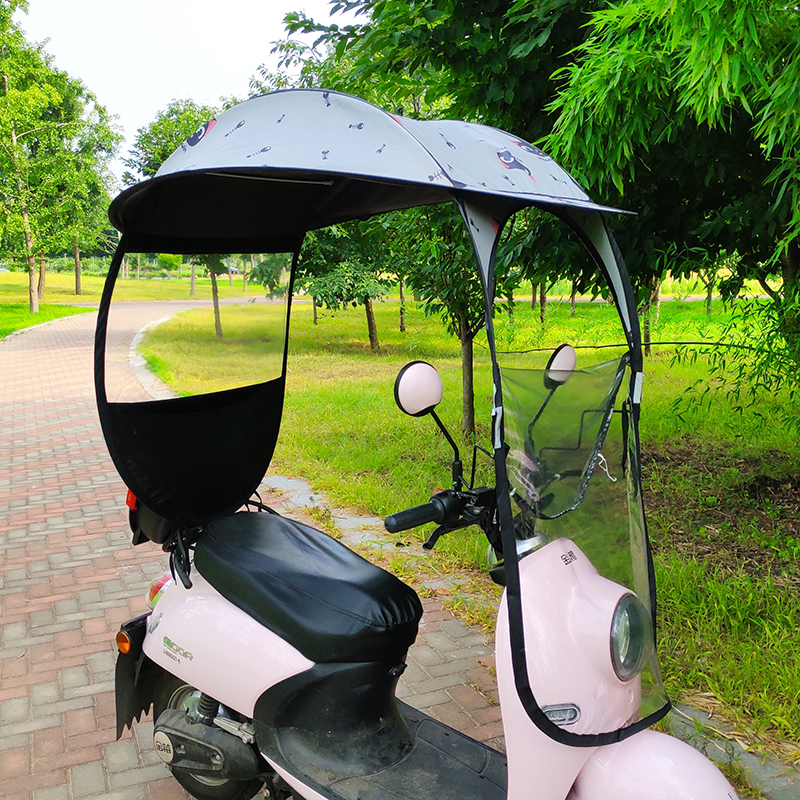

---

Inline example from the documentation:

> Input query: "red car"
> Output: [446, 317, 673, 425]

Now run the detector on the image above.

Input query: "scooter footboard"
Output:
[570, 729, 738, 800]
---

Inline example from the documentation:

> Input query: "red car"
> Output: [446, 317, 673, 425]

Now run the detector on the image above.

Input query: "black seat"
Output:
[194, 512, 422, 664]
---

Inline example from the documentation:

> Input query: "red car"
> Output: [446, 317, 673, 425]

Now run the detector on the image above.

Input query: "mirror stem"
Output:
[430, 409, 463, 489]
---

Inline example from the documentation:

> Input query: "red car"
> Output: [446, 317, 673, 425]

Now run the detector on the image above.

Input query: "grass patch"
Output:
[0, 303, 94, 338]
[0, 270, 265, 304]
[139, 294, 800, 746]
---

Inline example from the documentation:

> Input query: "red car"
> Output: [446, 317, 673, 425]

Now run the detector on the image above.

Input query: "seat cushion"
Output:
[194, 512, 422, 663]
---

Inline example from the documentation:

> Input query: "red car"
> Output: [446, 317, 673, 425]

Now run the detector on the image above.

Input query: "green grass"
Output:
[0, 270, 265, 304]
[139, 295, 800, 748]
[0, 303, 94, 338]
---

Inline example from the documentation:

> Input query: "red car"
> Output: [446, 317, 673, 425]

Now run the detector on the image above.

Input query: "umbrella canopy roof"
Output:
[109, 89, 624, 252]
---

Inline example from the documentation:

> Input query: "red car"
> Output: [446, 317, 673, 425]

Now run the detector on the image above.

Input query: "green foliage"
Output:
[0, 302, 92, 338]
[545, 0, 800, 308]
[122, 99, 218, 183]
[0, 7, 119, 298]
[157, 253, 183, 276]
[251, 254, 289, 299]
[305, 261, 390, 310]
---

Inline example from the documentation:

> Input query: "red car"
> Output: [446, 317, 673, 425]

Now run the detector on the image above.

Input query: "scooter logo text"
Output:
[163, 636, 193, 662]
[561, 550, 577, 565]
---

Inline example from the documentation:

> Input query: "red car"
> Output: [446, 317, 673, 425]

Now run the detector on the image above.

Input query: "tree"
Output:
[1, 5, 119, 310]
[545, 0, 800, 359]
[123, 99, 218, 184]
[195, 254, 226, 338]
[295, 221, 392, 349]
[305, 260, 390, 350]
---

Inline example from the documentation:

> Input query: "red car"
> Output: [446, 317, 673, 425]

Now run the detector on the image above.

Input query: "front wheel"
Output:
[152, 674, 264, 800]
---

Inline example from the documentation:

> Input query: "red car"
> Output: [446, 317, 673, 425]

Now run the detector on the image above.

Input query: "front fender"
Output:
[570, 729, 738, 800]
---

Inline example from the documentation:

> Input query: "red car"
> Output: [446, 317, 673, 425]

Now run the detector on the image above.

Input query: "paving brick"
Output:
[32, 727, 66, 759]
[446, 683, 491, 712]
[0, 746, 31, 779]
[64, 707, 98, 737]
[411, 674, 467, 695]
[0, 696, 30, 723]
[407, 689, 451, 709]
[409, 644, 444, 667]
[32, 786, 70, 800]
[103, 740, 140, 773]
[60, 665, 89, 689]
[147, 778, 191, 800]
[31, 681, 61, 706]
[108, 764, 171, 790]
[69, 760, 107, 798]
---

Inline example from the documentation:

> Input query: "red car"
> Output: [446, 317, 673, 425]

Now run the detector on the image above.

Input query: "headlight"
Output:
[610, 593, 650, 681]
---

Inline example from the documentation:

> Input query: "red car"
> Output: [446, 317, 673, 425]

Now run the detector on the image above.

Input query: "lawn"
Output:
[0, 270, 265, 304]
[139, 294, 800, 750]
[0, 270, 266, 338]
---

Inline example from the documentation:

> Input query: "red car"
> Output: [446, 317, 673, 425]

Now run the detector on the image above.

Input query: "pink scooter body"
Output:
[496, 538, 737, 800]
[141, 572, 313, 717]
[143, 537, 737, 800]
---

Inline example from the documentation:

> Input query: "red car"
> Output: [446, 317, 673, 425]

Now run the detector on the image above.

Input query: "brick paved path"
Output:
[0, 305, 502, 800]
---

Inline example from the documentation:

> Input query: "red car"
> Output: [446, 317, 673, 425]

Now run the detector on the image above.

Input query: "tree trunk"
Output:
[312, 296, 318, 325]
[210, 270, 223, 338]
[643, 309, 652, 357]
[459, 315, 475, 435]
[190, 260, 196, 296]
[705, 280, 713, 314]
[227, 265, 233, 286]
[23, 216, 38, 313]
[531, 282, 538, 309]
[365, 298, 379, 351]
[136, 253, 141, 280]
[539, 283, 547, 325]
[247, 254, 255, 292]
[652, 278, 662, 324]
[570, 280, 577, 317]
[37, 254, 46, 300]
[508, 289, 514, 319]
[74, 240, 82, 295]
[399, 277, 406, 333]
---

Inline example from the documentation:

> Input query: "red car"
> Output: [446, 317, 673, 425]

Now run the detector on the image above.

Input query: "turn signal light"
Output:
[125, 490, 138, 511]
[116, 630, 132, 654]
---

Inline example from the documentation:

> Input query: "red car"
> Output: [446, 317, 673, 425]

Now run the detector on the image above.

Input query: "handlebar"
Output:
[385, 491, 467, 533]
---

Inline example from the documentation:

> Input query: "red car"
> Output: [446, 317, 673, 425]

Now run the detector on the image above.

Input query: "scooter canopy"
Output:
[109, 89, 624, 255]
[97, 89, 665, 748]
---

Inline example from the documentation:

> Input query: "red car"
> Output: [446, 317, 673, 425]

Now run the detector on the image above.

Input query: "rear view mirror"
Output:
[544, 344, 577, 390]
[394, 361, 443, 417]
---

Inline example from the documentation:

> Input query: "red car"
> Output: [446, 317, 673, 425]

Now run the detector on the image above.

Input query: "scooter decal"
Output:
[509, 137, 551, 160]
[225, 120, 246, 137]
[560, 550, 578, 566]
[497, 149, 535, 181]
[163, 636, 193, 662]
[187, 119, 216, 147]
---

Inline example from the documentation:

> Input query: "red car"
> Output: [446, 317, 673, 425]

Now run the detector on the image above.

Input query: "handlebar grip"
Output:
[385, 500, 444, 533]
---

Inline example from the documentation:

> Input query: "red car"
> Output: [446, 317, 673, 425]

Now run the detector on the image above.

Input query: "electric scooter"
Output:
[96, 89, 739, 800]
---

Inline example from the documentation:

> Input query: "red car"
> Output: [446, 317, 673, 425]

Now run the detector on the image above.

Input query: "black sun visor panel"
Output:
[101, 379, 284, 527]
[95, 247, 296, 528]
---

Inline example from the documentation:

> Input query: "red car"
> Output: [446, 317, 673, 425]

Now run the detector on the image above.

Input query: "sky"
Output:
[14, 0, 356, 184]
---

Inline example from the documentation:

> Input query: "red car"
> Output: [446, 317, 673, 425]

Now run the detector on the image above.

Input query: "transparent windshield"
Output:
[104, 252, 292, 403]
[500, 355, 668, 732]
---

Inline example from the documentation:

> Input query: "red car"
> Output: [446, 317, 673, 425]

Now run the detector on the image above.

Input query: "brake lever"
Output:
[422, 525, 447, 551]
